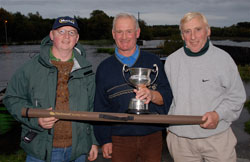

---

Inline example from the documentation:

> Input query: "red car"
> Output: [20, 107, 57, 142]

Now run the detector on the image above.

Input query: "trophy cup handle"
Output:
[151, 64, 159, 84]
[122, 64, 130, 84]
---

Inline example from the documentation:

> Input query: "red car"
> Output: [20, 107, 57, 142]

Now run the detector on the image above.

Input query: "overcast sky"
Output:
[1, 0, 250, 27]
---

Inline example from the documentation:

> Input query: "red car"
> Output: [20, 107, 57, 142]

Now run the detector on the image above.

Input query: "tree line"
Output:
[0, 7, 250, 44]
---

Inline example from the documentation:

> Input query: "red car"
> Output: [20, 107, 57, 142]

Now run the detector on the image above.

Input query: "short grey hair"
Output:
[180, 12, 210, 33]
[112, 13, 140, 31]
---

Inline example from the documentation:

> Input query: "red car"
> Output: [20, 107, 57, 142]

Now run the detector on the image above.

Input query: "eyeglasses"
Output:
[56, 29, 78, 36]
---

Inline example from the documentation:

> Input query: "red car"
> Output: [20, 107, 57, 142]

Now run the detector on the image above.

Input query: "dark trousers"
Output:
[111, 131, 163, 162]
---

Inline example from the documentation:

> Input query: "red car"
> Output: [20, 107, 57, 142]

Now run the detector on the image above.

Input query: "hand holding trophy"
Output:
[122, 64, 158, 114]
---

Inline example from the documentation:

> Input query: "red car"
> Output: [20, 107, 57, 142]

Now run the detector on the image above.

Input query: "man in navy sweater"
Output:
[94, 13, 173, 162]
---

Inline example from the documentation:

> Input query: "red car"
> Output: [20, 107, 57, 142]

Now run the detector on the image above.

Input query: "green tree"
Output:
[11, 12, 27, 42]
[27, 12, 49, 40]
[0, 7, 250, 44]
[86, 10, 112, 40]
[0, 8, 12, 43]
[162, 34, 183, 56]
[139, 20, 153, 40]
[76, 17, 88, 39]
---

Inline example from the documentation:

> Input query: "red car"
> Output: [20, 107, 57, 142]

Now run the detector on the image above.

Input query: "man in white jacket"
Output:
[165, 12, 246, 162]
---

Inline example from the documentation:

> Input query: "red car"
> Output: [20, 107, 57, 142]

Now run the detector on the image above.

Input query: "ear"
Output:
[207, 27, 211, 37]
[112, 30, 116, 39]
[49, 31, 54, 41]
[181, 33, 185, 41]
[136, 28, 141, 39]
[75, 34, 79, 44]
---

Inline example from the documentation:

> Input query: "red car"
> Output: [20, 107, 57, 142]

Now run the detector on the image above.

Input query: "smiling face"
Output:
[112, 17, 140, 57]
[181, 16, 211, 53]
[50, 26, 79, 59]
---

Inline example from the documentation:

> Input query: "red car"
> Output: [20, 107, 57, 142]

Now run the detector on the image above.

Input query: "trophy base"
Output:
[128, 98, 150, 115]
[127, 109, 151, 115]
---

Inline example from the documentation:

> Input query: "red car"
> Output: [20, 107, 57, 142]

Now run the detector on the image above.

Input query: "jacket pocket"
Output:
[30, 87, 49, 108]
[20, 126, 47, 160]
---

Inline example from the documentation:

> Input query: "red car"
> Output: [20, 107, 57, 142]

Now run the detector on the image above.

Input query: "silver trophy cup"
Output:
[122, 64, 158, 114]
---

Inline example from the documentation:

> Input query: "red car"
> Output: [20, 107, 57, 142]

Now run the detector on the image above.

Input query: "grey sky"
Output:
[1, 0, 250, 27]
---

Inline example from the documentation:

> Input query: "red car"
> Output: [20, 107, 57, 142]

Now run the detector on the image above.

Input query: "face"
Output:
[181, 17, 210, 53]
[112, 17, 140, 56]
[50, 26, 79, 52]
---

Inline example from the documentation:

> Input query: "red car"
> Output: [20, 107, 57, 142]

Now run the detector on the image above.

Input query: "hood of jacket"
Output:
[38, 35, 89, 69]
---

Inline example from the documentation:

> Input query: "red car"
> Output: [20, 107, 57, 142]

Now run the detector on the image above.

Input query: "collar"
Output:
[115, 45, 139, 67]
[50, 47, 74, 62]
[184, 39, 210, 57]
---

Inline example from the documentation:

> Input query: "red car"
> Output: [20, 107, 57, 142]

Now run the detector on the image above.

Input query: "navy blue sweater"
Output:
[94, 50, 173, 145]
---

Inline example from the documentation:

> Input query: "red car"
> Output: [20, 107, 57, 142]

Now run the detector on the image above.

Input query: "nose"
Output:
[64, 32, 70, 38]
[122, 32, 126, 39]
[191, 31, 196, 40]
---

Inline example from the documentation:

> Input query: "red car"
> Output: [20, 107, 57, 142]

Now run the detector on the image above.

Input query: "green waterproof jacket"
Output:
[3, 35, 98, 161]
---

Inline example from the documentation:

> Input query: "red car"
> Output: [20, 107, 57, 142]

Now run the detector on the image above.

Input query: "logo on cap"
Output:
[59, 18, 75, 25]
[52, 16, 80, 32]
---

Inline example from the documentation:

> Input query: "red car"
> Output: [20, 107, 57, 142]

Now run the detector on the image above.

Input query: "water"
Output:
[139, 40, 250, 48]
[140, 40, 165, 48]
[212, 40, 250, 48]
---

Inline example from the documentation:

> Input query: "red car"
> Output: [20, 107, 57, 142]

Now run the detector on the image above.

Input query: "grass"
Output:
[244, 99, 250, 135]
[96, 48, 115, 55]
[0, 106, 6, 110]
[245, 121, 250, 134]
[244, 100, 250, 114]
[0, 106, 24, 161]
[238, 65, 250, 82]
[0, 150, 26, 162]
[0, 114, 16, 135]
[0, 106, 16, 135]
[79, 39, 114, 46]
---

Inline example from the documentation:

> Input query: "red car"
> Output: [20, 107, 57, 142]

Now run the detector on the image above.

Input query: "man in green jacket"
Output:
[3, 16, 98, 162]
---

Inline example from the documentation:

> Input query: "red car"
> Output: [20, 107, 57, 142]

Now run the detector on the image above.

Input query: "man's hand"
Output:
[38, 107, 58, 129]
[102, 143, 112, 159]
[88, 145, 98, 161]
[134, 87, 152, 104]
[200, 111, 219, 129]
[134, 87, 164, 105]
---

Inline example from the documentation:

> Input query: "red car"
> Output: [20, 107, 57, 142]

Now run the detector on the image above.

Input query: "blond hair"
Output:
[180, 12, 210, 32]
